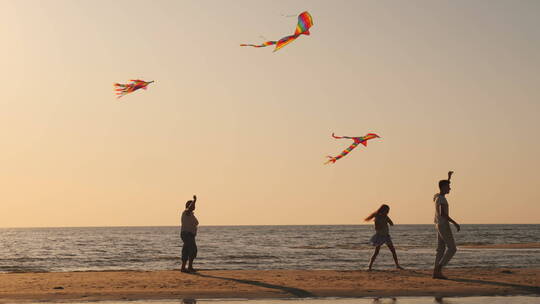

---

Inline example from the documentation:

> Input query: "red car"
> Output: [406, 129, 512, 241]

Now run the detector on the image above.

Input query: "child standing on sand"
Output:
[366, 204, 403, 271]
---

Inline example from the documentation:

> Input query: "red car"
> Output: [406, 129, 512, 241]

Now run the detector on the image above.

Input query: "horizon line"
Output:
[1, 223, 538, 229]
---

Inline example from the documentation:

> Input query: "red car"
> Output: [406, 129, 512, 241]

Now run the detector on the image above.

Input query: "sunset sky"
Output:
[1, 0, 539, 227]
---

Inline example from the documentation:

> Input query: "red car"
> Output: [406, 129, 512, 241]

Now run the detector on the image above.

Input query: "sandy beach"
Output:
[0, 268, 537, 302]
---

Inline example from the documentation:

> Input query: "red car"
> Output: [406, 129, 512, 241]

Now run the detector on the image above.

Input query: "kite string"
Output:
[280, 13, 297, 18]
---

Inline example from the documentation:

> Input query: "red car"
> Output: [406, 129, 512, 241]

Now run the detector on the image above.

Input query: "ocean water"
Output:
[0, 225, 538, 273]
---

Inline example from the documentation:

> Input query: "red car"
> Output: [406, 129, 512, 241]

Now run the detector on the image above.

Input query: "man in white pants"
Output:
[433, 171, 460, 279]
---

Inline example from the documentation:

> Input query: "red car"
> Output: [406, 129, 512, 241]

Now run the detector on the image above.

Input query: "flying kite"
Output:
[113, 79, 154, 98]
[325, 133, 380, 164]
[241, 11, 313, 52]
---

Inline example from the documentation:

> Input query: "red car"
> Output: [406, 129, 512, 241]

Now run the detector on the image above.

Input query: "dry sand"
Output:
[0, 268, 538, 302]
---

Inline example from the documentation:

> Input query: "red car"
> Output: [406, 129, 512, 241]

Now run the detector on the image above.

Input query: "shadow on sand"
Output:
[192, 272, 315, 298]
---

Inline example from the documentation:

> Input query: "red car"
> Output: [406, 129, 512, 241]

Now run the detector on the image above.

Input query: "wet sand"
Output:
[0, 268, 538, 302]
[460, 242, 540, 249]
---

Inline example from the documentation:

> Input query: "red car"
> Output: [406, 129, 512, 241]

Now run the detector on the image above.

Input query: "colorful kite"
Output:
[113, 79, 154, 98]
[325, 133, 380, 164]
[241, 11, 313, 52]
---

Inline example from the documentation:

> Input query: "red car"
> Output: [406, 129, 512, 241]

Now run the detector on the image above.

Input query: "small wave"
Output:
[291, 244, 374, 250]
[222, 254, 278, 259]
[290, 245, 333, 250]
[0, 266, 49, 273]
[459, 242, 493, 246]
[0, 257, 48, 262]
[154, 255, 180, 261]
[335, 244, 371, 250]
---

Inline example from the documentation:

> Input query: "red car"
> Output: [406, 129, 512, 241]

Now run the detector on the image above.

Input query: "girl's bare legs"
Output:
[368, 245, 381, 271]
[387, 242, 404, 269]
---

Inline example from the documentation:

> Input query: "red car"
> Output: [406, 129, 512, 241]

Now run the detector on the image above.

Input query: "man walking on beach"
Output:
[433, 171, 460, 279]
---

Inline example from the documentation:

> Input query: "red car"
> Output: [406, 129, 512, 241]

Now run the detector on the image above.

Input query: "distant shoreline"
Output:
[0, 268, 538, 302]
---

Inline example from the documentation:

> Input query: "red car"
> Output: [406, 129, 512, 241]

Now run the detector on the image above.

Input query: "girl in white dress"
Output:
[365, 204, 403, 271]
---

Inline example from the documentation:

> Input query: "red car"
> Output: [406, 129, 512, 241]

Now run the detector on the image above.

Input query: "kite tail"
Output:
[324, 156, 337, 165]
[331, 133, 344, 139]
[114, 84, 128, 98]
[240, 41, 277, 48]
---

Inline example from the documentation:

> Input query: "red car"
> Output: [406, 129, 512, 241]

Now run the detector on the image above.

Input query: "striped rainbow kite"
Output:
[241, 11, 313, 52]
[325, 133, 381, 164]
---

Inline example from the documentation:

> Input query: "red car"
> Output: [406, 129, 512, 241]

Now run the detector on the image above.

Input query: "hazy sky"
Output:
[1, 0, 539, 227]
